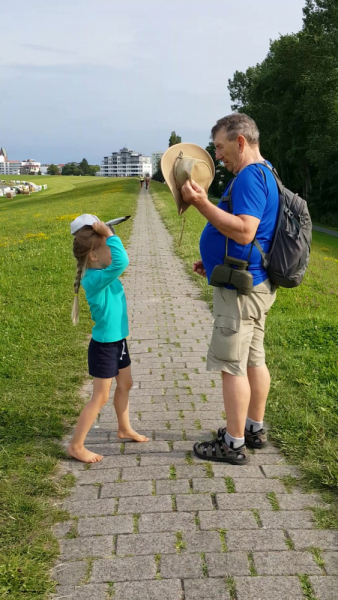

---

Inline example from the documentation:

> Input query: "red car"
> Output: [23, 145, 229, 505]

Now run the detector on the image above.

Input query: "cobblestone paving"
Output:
[54, 189, 337, 599]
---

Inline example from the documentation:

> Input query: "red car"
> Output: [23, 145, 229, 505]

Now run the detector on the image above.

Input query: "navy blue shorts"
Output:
[88, 338, 131, 379]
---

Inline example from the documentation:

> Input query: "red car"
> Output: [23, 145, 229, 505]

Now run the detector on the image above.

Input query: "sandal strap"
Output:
[219, 426, 266, 444]
[199, 440, 220, 458]
[245, 427, 266, 443]
[197, 439, 247, 461]
[217, 427, 226, 442]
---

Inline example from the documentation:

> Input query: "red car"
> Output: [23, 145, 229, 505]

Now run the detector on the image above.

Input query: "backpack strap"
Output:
[249, 163, 301, 266]
[252, 160, 284, 194]
[223, 178, 236, 259]
[253, 238, 270, 269]
[241, 161, 288, 268]
[227, 164, 267, 265]
[227, 164, 266, 211]
[226, 177, 236, 214]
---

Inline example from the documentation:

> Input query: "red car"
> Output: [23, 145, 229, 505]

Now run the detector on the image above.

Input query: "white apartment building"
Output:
[152, 152, 163, 175]
[0, 159, 21, 175]
[140, 156, 152, 177]
[100, 147, 150, 178]
[0, 147, 21, 175]
[20, 159, 41, 175]
[0, 148, 43, 176]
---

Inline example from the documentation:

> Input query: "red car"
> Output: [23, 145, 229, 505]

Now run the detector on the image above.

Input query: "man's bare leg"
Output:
[222, 372, 251, 439]
[247, 364, 271, 423]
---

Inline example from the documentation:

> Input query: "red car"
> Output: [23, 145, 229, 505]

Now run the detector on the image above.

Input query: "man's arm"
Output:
[181, 180, 260, 246]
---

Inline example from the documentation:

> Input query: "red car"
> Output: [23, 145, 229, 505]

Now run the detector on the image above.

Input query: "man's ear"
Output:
[238, 135, 246, 154]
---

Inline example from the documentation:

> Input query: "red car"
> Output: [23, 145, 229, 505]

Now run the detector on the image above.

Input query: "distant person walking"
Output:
[145, 176, 150, 190]
[139, 176, 145, 188]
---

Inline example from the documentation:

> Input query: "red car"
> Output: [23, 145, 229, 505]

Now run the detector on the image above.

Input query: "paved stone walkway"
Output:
[53, 189, 337, 600]
[312, 224, 338, 238]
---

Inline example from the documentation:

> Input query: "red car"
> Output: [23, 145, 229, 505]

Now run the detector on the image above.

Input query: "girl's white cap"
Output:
[70, 214, 99, 235]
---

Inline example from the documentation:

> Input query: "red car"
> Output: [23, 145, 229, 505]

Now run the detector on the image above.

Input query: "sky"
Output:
[1, 0, 306, 164]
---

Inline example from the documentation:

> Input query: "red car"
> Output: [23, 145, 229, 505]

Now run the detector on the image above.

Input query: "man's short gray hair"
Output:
[211, 113, 260, 145]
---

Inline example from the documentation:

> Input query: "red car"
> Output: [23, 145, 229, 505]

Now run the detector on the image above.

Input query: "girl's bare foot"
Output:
[67, 444, 103, 463]
[117, 429, 149, 442]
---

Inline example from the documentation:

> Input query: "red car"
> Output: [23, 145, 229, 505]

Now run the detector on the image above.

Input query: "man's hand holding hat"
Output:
[181, 179, 209, 209]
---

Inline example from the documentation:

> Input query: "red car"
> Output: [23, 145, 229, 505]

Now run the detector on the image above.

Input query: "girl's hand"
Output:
[92, 221, 114, 237]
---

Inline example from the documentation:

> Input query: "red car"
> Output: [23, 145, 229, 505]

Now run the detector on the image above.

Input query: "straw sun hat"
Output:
[161, 143, 215, 215]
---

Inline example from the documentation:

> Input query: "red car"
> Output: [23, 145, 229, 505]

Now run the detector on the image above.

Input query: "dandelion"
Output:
[56, 213, 80, 221]
[24, 232, 49, 240]
[323, 256, 338, 264]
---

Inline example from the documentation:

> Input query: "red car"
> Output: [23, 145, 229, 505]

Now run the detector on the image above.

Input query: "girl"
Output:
[68, 215, 148, 463]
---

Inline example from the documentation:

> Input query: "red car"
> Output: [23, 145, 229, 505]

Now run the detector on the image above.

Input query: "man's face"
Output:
[213, 129, 242, 174]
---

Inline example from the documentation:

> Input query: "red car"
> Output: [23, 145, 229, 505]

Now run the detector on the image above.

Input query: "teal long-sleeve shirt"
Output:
[81, 236, 129, 343]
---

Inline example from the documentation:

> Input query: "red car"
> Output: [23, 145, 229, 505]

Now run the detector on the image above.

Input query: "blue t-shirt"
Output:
[200, 163, 279, 286]
[81, 236, 129, 343]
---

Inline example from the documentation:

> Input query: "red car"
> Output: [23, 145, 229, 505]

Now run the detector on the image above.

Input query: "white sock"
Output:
[246, 417, 263, 434]
[223, 431, 245, 450]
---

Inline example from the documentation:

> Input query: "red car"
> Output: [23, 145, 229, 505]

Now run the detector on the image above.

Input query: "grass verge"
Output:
[0, 177, 138, 598]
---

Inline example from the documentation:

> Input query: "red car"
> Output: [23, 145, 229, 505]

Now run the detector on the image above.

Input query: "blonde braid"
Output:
[71, 256, 85, 325]
[71, 225, 102, 325]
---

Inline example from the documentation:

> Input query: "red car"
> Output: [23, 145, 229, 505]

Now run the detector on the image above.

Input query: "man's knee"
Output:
[247, 354, 265, 368]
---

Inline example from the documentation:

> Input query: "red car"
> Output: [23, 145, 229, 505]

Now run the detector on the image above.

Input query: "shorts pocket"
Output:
[211, 315, 240, 362]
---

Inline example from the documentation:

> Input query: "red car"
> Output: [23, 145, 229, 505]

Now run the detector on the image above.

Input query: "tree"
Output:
[169, 131, 182, 147]
[62, 163, 76, 176]
[227, 0, 338, 223]
[62, 160, 100, 176]
[205, 142, 232, 199]
[88, 165, 100, 176]
[47, 164, 59, 175]
[152, 158, 164, 183]
[79, 158, 90, 175]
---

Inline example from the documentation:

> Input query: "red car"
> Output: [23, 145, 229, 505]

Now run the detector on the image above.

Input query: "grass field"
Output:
[0, 176, 139, 598]
[0, 174, 116, 199]
[151, 182, 338, 526]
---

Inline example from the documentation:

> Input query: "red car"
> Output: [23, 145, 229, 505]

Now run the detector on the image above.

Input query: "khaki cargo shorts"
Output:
[207, 280, 277, 377]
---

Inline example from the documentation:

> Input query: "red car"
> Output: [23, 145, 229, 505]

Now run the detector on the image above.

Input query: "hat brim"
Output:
[161, 143, 215, 215]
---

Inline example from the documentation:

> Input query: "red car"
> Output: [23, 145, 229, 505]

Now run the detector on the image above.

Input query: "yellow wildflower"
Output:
[56, 213, 80, 221]
[323, 256, 338, 264]
[24, 233, 49, 240]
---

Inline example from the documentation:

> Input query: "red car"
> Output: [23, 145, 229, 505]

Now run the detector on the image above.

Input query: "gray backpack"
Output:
[228, 162, 312, 288]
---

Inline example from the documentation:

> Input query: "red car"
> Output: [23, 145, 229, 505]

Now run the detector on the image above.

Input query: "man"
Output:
[181, 113, 279, 465]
